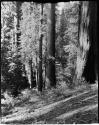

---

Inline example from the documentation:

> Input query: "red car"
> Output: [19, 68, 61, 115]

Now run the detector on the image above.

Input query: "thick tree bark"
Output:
[46, 4, 56, 88]
[76, 1, 98, 84]
[76, 1, 89, 81]
[38, 4, 43, 92]
[82, 2, 98, 83]
[73, 2, 82, 86]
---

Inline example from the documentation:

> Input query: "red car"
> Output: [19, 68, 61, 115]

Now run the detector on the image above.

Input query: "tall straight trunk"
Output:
[46, 4, 56, 88]
[16, 2, 21, 47]
[29, 59, 32, 88]
[15, 2, 23, 77]
[38, 4, 43, 92]
[35, 55, 38, 86]
[44, 46, 47, 88]
[16, 2, 22, 68]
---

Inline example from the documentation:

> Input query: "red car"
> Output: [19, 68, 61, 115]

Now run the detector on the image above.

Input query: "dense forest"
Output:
[1, 1, 98, 124]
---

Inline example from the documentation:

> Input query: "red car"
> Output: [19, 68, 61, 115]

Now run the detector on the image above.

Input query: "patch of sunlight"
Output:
[3, 107, 29, 119]
[76, 56, 85, 79]
[82, 95, 98, 101]
[29, 96, 39, 102]
[56, 104, 98, 120]
[13, 106, 30, 114]
[2, 91, 16, 107]
[83, 104, 98, 112]
[1, 98, 6, 105]
[57, 2, 64, 13]
[91, 82, 98, 90]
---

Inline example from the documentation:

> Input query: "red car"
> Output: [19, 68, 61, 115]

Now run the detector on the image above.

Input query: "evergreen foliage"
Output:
[56, 2, 80, 88]
[1, 1, 97, 96]
[1, 2, 28, 96]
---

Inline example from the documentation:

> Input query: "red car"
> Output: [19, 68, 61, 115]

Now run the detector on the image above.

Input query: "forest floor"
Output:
[1, 83, 98, 124]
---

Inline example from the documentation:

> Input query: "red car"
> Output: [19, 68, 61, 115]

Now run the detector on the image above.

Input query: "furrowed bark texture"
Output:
[76, 1, 98, 84]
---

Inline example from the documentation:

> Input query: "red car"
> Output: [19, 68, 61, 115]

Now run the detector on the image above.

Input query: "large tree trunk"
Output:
[38, 4, 43, 92]
[11, 2, 23, 96]
[46, 4, 56, 88]
[76, 1, 98, 84]
[82, 2, 98, 83]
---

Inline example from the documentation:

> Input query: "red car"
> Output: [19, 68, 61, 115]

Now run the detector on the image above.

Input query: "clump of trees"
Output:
[1, 1, 98, 97]
[1, 2, 29, 97]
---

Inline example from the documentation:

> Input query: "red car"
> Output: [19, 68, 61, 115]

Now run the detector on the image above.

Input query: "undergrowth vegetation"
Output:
[1, 77, 95, 118]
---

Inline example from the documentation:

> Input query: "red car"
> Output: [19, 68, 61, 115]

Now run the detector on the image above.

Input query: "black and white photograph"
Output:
[1, 1, 98, 124]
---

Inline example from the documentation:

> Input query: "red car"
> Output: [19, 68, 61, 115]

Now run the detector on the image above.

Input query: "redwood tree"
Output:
[82, 1, 98, 83]
[76, 1, 98, 84]
[38, 3, 43, 91]
[46, 3, 56, 88]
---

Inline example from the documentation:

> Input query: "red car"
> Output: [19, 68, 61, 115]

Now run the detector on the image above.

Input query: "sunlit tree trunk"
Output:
[46, 4, 56, 88]
[76, 1, 98, 84]
[73, 1, 82, 86]
[24, 60, 33, 89]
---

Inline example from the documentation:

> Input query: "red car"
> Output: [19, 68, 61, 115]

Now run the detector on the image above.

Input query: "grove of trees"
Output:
[1, 1, 98, 97]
